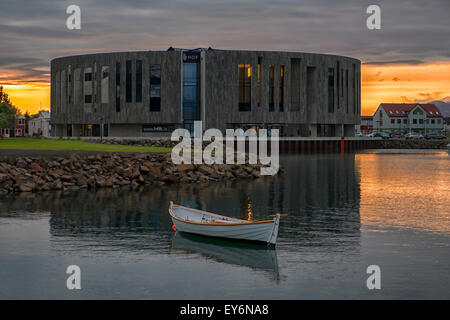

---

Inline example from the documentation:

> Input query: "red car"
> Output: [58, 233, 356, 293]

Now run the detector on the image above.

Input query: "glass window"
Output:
[84, 94, 92, 103]
[328, 68, 335, 113]
[238, 64, 251, 111]
[115, 62, 120, 112]
[353, 64, 356, 114]
[84, 73, 92, 81]
[257, 57, 262, 107]
[346, 69, 349, 113]
[336, 61, 340, 108]
[150, 64, 161, 112]
[136, 60, 142, 103]
[391, 119, 395, 124]
[183, 61, 199, 130]
[269, 64, 275, 112]
[126, 60, 132, 103]
[101, 66, 109, 104]
[279, 65, 284, 112]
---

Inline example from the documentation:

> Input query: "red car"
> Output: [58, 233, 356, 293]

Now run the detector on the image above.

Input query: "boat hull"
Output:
[169, 202, 280, 246]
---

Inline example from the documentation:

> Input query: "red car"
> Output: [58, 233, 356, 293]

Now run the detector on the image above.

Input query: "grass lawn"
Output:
[0, 138, 171, 153]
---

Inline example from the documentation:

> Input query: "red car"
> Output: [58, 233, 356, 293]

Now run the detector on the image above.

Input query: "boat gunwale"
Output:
[169, 203, 276, 226]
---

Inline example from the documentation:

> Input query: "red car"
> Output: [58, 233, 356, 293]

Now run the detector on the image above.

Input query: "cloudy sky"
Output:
[1, 0, 450, 114]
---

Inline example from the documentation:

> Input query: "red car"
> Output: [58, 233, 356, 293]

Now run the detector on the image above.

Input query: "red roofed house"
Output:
[372, 103, 444, 134]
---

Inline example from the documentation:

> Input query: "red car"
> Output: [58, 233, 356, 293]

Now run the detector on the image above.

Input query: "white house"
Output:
[372, 103, 444, 134]
[29, 111, 51, 137]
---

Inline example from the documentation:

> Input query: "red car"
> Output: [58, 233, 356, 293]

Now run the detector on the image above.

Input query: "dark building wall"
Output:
[203, 50, 360, 133]
[51, 51, 182, 137]
[50, 49, 360, 137]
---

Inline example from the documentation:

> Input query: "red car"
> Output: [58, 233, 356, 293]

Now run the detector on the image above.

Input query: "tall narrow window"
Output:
[136, 60, 142, 103]
[336, 62, 340, 108]
[269, 64, 275, 112]
[125, 60, 132, 103]
[115, 62, 120, 112]
[290, 59, 301, 111]
[346, 69, 349, 113]
[353, 64, 356, 114]
[306, 66, 316, 114]
[356, 72, 360, 115]
[150, 64, 161, 112]
[257, 57, 262, 107]
[68, 66, 72, 105]
[101, 66, 109, 104]
[279, 66, 284, 112]
[183, 60, 199, 130]
[328, 68, 335, 113]
[238, 64, 251, 111]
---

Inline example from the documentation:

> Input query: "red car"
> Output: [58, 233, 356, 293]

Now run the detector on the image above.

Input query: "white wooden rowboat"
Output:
[168, 201, 281, 246]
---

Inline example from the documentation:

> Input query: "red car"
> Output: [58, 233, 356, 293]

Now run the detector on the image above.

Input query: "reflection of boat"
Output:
[170, 231, 279, 274]
[169, 201, 281, 246]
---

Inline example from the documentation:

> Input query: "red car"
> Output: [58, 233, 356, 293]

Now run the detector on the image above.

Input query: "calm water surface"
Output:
[0, 152, 449, 299]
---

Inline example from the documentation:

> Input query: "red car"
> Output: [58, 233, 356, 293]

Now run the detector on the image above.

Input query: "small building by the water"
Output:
[372, 103, 444, 134]
[0, 114, 25, 138]
[29, 111, 51, 137]
[355, 116, 373, 134]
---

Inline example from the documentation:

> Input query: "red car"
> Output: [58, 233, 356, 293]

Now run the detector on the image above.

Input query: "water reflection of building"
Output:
[205, 153, 361, 249]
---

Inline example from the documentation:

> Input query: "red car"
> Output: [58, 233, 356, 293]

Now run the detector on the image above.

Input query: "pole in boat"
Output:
[247, 196, 252, 221]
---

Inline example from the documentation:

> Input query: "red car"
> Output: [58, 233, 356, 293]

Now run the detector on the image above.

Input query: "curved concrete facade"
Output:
[51, 48, 361, 138]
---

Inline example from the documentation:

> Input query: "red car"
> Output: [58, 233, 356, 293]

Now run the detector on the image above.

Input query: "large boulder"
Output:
[52, 179, 63, 190]
[147, 166, 162, 178]
[18, 181, 36, 192]
[198, 166, 215, 175]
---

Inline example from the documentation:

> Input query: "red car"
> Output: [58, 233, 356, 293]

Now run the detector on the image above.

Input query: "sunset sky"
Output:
[1, 0, 449, 115]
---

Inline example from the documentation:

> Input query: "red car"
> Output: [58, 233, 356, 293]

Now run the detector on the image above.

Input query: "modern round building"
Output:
[50, 48, 361, 138]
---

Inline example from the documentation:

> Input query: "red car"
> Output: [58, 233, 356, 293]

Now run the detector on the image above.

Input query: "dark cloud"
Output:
[1, 0, 449, 85]
[363, 60, 425, 66]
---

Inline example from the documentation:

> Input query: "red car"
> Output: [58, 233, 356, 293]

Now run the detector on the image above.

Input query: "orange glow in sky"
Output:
[2, 83, 50, 114]
[2, 62, 450, 115]
[361, 62, 450, 115]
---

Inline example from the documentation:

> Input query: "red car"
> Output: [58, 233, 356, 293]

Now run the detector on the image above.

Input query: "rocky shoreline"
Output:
[0, 153, 277, 195]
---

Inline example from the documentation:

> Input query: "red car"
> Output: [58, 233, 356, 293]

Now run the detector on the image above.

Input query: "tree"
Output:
[0, 86, 12, 104]
[0, 101, 18, 132]
[0, 86, 19, 137]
